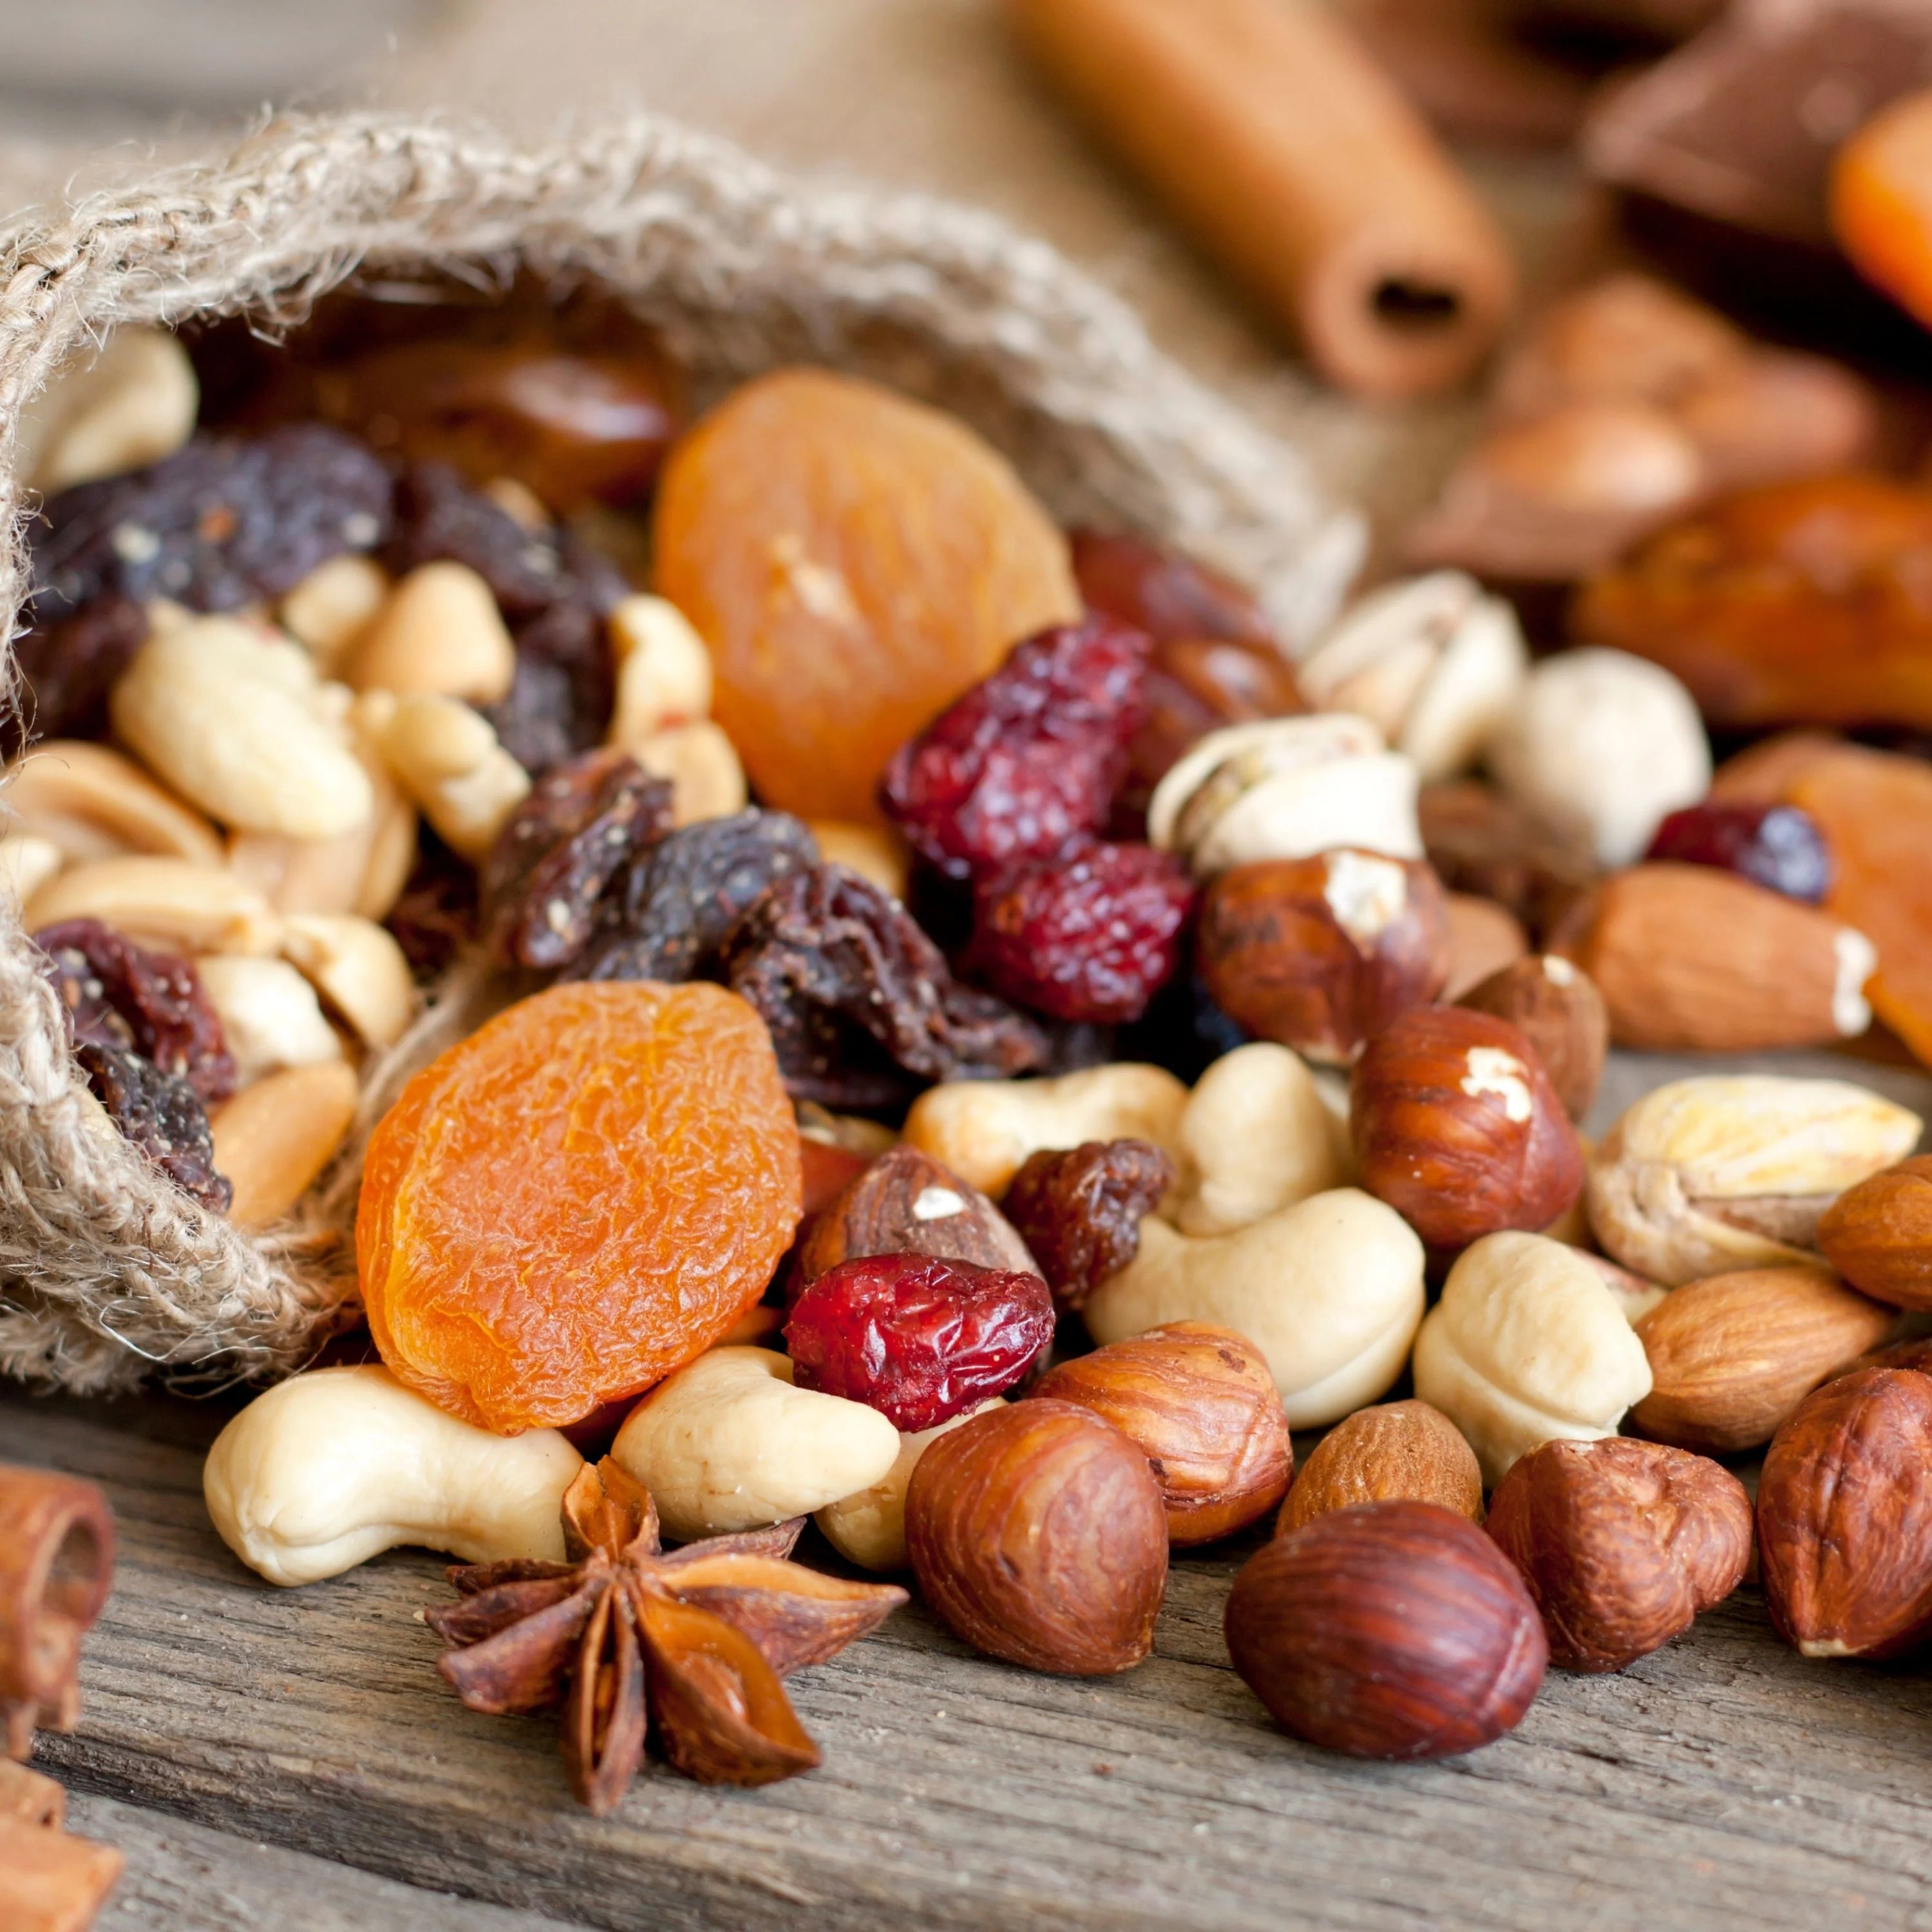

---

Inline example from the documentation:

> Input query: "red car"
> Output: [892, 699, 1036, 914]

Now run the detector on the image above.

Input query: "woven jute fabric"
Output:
[0, 109, 1361, 1397]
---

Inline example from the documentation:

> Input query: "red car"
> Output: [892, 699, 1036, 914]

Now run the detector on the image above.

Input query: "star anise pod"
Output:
[426, 1457, 907, 1814]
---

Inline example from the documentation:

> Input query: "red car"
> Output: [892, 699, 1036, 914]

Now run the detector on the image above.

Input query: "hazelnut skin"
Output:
[1485, 1436, 1751, 1672]
[1349, 1005, 1584, 1250]
[1278, 1399, 1481, 1537]
[1455, 953, 1607, 1122]
[1226, 1500, 1547, 1759]
[1198, 849, 1448, 1065]
[905, 1398, 1168, 1674]
[799, 1143, 1036, 1287]
[1034, 1323, 1291, 1545]
[1757, 1367, 1932, 1660]
[1818, 1155, 1932, 1312]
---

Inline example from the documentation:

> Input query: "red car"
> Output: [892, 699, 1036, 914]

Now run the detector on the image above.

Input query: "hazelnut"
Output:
[905, 1399, 1167, 1675]
[1278, 1399, 1481, 1537]
[1225, 1501, 1546, 1760]
[1417, 778, 1597, 941]
[799, 1144, 1036, 1286]
[1757, 1367, 1932, 1660]
[1485, 1437, 1752, 1673]
[1629, 1265, 1897, 1454]
[1349, 1006, 1584, 1251]
[1035, 1323, 1291, 1545]
[1456, 954, 1607, 1121]
[1818, 1155, 1932, 1311]
[1197, 849, 1448, 1065]
[1439, 892, 1528, 1004]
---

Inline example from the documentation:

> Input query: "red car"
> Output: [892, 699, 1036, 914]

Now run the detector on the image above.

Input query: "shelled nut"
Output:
[798, 1143, 1036, 1283]
[27, 857, 282, 956]
[279, 913, 418, 1050]
[1456, 954, 1606, 1121]
[1278, 1399, 1481, 1535]
[607, 592, 714, 750]
[194, 954, 345, 1084]
[279, 554, 392, 670]
[816, 1399, 1003, 1573]
[1440, 893, 1529, 1003]
[20, 325, 197, 493]
[1170, 1042, 1345, 1237]
[359, 691, 531, 861]
[807, 821, 911, 901]
[1818, 1157, 1932, 1311]
[4, 738, 225, 869]
[343, 561, 516, 703]
[632, 720, 748, 826]
[211, 1061, 361, 1228]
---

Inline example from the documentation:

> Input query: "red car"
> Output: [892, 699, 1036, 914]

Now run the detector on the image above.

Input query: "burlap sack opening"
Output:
[0, 110, 1362, 1399]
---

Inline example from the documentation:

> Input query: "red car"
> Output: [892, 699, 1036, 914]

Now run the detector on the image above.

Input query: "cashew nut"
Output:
[1084, 1188, 1426, 1428]
[816, 1398, 1004, 1572]
[1168, 1043, 1345, 1237]
[4, 739, 225, 869]
[1412, 1229, 1654, 1485]
[211, 1061, 361, 1228]
[358, 691, 531, 862]
[20, 327, 197, 493]
[1488, 648, 1710, 868]
[610, 1347, 900, 1540]
[632, 720, 749, 826]
[903, 1063, 1191, 1198]
[607, 593, 714, 751]
[204, 1365, 584, 1587]
[226, 743, 416, 923]
[109, 616, 374, 838]
[343, 562, 516, 704]
[194, 955, 345, 1083]
[1148, 715, 1423, 879]
[808, 821, 911, 902]
[27, 857, 282, 956]
[279, 555, 392, 672]
[279, 913, 417, 1049]
[0, 832, 63, 907]
[1298, 572, 1528, 783]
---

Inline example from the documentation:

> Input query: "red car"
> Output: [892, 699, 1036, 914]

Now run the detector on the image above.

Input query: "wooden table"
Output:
[11, 3, 1932, 1926]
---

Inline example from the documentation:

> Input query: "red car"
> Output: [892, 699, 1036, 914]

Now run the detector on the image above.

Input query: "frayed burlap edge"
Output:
[0, 109, 1364, 1397]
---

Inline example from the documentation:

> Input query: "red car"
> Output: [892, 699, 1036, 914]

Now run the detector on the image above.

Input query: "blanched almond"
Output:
[280, 914, 417, 1049]
[5, 739, 224, 868]
[212, 1062, 360, 1227]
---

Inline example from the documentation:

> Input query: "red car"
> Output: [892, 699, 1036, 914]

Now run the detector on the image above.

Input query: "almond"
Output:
[798, 1143, 1036, 1284]
[1758, 1367, 1932, 1659]
[1552, 863, 1875, 1052]
[1278, 1399, 1482, 1535]
[1630, 1264, 1897, 1454]
[1818, 1155, 1932, 1311]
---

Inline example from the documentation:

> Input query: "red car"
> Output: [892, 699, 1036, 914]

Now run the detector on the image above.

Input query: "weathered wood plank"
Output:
[6, 1383, 1932, 1932]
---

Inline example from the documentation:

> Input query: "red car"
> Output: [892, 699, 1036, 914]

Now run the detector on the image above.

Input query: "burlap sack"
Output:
[0, 110, 1363, 1397]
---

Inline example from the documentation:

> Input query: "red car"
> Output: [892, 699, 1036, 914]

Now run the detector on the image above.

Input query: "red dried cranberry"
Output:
[1069, 530, 1276, 649]
[969, 838, 1194, 1025]
[783, 1255, 1054, 1432]
[879, 616, 1151, 880]
[1644, 801, 1832, 904]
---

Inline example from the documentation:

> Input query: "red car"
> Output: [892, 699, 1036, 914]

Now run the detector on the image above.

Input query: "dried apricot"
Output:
[652, 369, 1080, 822]
[1832, 89, 1932, 331]
[357, 981, 801, 1432]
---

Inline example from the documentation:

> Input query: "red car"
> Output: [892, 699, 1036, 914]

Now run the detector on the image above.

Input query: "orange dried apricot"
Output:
[652, 368, 1080, 823]
[1832, 88, 1932, 331]
[357, 980, 801, 1432]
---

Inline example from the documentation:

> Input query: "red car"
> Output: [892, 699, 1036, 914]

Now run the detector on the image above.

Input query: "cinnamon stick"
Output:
[1007, 0, 1517, 399]
[0, 1466, 115, 1762]
[0, 1814, 124, 1932]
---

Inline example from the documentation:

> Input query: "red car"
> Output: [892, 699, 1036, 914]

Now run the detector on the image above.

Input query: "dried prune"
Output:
[574, 808, 819, 984]
[2, 593, 147, 757]
[1070, 529, 1277, 650]
[880, 617, 1152, 881]
[723, 864, 1049, 1110]
[1644, 800, 1832, 904]
[28, 426, 391, 631]
[968, 838, 1193, 1025]
[35, 918, 235, 1105]
[784, 1253, 1054, 1430]
[480, 750, 672, 971]
[385, 832, 481, 980]
[1001, 1139, 1175, 1313]
[77, 1041, 231, 1213]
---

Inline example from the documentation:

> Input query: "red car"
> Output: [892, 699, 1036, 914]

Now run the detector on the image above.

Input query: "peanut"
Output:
[211, 1061, 360, 1227]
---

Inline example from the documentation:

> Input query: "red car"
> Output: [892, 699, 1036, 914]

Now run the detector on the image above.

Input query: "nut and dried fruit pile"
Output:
[14, 292, 1932, 1813]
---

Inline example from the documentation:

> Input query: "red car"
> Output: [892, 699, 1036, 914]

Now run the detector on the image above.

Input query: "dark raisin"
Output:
[968, 838, 1194, 1025]
[480, 750, 672, 972]
[486, 597, 617, 775]
[573, 808, 819, 984]
[1645, 801, 1833, 904]
[34, 918, 235, 1106]
[1070, 529, 1277, 650]
[1116, 969, 1253, 1085]
[880, 616, 1152, 881]
[784, 1254, 1054, 1431]
[2, 593, 148, 757]
[723, 864, 1050, 1111]
[1001, 1140, 1175, 1314]
[384, 831, 481, 980]
[383, 460, 569, 619]
[76, 1041, 231, 1213]
[27, 426, 391, 630]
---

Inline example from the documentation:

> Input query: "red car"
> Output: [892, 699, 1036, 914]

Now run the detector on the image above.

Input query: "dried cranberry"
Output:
[574, 808, 818, 984]
[3, 593, 147, 756]
[879, 616, 1152, 881]
[480, 750, 672, 971]
[1001, 1141, 1175, 1313]
[76, 1041, 231, 1213]
[28, 425, 391, 630]
[1069, 529, 1276, 650]
[784, 1254, 1054, 1430]
[35, 919, 235, 1105]
[968, 838, 1193, 1025]
[1645, 801, 1832, 904]
[723, 864, 1049, 1111]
